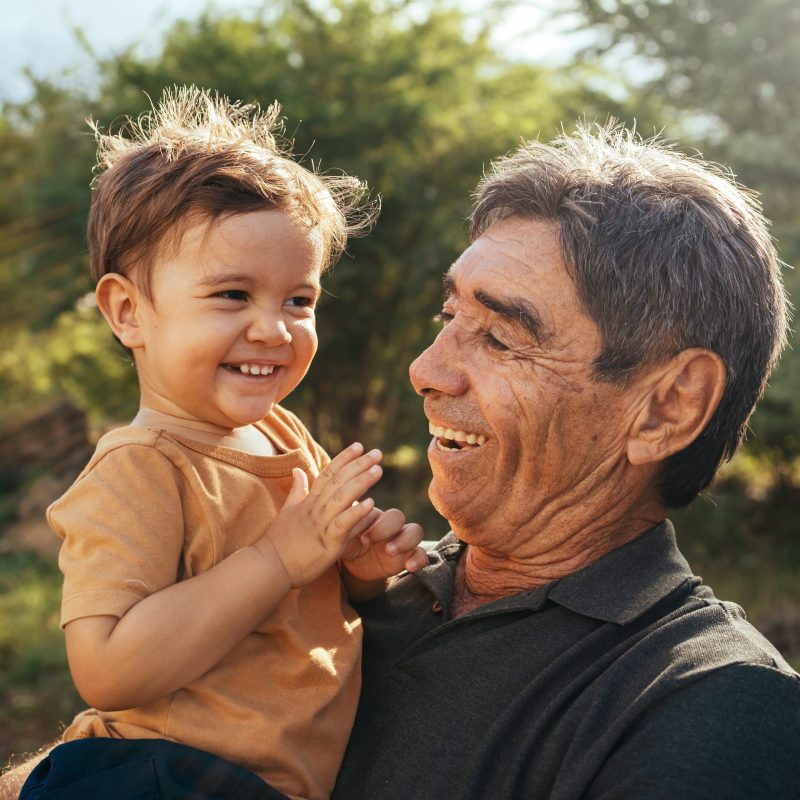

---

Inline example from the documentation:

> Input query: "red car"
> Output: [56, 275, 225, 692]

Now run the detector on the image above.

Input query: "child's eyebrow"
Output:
[197, 272, 254, 288]
[197, 272, 322, 294]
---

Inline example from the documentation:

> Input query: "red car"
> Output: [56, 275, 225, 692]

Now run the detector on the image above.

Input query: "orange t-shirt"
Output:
[47, 406, 362, 800]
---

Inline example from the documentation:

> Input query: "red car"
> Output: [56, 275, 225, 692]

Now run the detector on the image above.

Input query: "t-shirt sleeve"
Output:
[585, 663, 800, 799]
[47, 442, 186, 627]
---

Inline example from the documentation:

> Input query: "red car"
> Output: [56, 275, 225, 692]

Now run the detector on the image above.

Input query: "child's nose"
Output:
[247, 313, 292, 346]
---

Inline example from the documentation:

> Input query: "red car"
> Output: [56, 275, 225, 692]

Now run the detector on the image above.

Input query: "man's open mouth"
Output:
[429, 422, 487, 451]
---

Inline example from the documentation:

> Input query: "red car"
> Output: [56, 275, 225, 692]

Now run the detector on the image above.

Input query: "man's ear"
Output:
[627, 348, 726, 466]
[95, 273, 145, 350]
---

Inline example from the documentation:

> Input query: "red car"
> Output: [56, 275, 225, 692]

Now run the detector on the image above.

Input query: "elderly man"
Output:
[332, 125, 800, 799]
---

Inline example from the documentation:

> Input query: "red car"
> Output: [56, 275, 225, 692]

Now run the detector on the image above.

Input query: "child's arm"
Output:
[64, 443, 381, 712]
[339, 507, 429, 602]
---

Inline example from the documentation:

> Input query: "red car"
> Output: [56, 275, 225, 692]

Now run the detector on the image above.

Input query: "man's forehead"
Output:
[448, 217, 562, 286]
[443, 241, 537, 316]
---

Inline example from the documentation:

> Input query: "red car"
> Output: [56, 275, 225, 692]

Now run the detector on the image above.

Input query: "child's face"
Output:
[132, 209, 322, 429]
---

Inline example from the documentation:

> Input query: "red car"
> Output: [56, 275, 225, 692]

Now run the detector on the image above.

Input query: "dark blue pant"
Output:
[20, 738, 289, 800]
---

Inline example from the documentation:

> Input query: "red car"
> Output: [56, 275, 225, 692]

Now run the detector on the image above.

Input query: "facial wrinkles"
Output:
[492, 337, 633, 537]
[540, 405, 640, 555]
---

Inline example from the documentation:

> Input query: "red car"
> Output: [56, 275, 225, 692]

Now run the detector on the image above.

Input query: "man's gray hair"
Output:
[471, 122, 789, 507]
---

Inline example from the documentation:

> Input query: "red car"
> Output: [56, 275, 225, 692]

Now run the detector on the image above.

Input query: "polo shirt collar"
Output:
[546, 519, 695, 624]
[421, 520, 695, 625]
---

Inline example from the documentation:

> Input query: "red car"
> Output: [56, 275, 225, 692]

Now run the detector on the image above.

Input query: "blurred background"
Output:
[1, 0, 799, 770]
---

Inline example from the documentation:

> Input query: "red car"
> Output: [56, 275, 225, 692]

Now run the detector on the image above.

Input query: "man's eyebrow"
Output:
[442, 271, 549, 343]
[474, 289, 548, 343]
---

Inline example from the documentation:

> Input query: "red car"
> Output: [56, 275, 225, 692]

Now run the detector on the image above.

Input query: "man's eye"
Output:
[434, 310, 453, 325]
[484, 332, 509, 351]
[216, 289, 248, 301]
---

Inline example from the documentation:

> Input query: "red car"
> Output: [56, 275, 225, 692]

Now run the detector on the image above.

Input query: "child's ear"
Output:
[627, 348, 726, 466]
[95, 273, 145, 350]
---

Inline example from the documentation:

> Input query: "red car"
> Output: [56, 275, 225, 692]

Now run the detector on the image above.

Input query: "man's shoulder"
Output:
[699, 594, 798, 674]
[643, 596, 800, 704]
[604, 582, 798, 704]
[588, 659, 800, 799]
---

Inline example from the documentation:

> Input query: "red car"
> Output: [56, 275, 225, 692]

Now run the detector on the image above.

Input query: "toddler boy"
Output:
[21, 86, 426, 800]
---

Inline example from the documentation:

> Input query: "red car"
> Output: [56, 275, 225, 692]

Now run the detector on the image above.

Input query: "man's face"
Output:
[409, 217, 641, 549]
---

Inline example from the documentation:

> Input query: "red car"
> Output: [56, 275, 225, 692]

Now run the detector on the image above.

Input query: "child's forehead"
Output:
[156, 209, 324, 281]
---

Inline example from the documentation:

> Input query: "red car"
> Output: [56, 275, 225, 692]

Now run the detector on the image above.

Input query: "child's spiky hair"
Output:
[88, 85, 377, 296]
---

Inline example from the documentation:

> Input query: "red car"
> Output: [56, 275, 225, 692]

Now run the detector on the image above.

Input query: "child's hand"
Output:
[341, 507, 428, 583]
[255, 443, 383, 587]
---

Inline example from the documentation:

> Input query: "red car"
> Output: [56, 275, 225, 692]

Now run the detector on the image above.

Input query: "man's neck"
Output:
[451, 501, 664, 617]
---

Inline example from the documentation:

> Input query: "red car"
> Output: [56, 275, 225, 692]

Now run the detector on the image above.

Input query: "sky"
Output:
[0, 0, 588, 104]
[1, 0, 262, 102]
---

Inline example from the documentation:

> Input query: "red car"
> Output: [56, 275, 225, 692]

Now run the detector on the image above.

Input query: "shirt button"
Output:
[431, 600, 443, 613]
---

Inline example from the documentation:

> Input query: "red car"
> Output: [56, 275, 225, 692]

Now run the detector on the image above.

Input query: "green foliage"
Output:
[0, 302, 139, 427]
[0, 81, 97, 335]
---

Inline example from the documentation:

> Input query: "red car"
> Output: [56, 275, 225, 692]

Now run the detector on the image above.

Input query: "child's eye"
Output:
[216, 289, 248, 301]
[287, 296, 315, 308]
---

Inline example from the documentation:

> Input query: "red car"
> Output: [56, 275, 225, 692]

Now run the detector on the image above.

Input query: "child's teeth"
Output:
[238, 364, 274, 375]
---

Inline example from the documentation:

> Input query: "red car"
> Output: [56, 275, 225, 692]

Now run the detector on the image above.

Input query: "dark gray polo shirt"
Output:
[333, 521, 800, 799]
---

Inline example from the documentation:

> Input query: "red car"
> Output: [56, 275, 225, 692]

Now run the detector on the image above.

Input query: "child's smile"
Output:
[224, 362, 277, 376]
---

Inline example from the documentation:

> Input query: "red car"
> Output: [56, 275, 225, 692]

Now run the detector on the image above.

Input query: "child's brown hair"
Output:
[88, 85, 376, 298]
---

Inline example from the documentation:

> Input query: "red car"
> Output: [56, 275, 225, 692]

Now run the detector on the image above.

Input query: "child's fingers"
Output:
[384, 522, 424, 556]
[312, 451, 383, 510]
[351, 506, 382, 540]
[312, 444, 380, 494]
[322, 442, 366, 475]
[282, 468, 310, 508]
[402, 545, 430, 573]
[328, 498, 377, 545]
[361, 508, 406, 543]
[315, 443, 380, 492]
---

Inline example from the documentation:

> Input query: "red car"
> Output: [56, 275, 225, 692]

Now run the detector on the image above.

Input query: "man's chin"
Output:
[428, 479, 483, 536]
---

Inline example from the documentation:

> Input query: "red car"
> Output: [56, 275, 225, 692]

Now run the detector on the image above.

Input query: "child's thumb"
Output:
[284, 468, 310, 507]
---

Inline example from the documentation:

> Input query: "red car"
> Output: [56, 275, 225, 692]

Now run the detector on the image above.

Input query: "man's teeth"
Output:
[429, 423, 486, 447]
[238, 364, 274, 376]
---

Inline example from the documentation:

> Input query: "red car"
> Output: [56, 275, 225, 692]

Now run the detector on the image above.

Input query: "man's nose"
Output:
[409, 334, 468, 397]
[247, 311, 292, 346]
